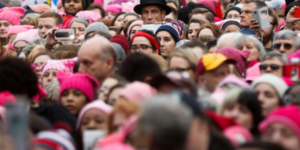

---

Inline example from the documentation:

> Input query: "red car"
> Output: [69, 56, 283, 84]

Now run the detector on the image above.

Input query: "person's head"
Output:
[0, 7, 25, 38]
[189, 8, 214, 23]
[87, 3, 105, 18]
[70, 18, 89, 39]
[83, 22, 110, 41]
[21, 13, 41, 28]
[0, 57, 38, 99]
[105, 4, 122, 21]
[38, 12, 64, 37]
[166, 0, 179, 10]
[217, 32, 243, 49]
[187, 19, 206, 40]
[238, 141, 286, 150]
[123, 13, 140, 25]
[106, 83, 126, 105]
[285, 1, 300, 31]
[117, 52, 162, 83]
[235, 35, 266, 62]
[32, 52, 55, 83]
[155, 25, 180, 58]
[131, 30, 160, 55]
[26, 44, 46, 62]
[251, 74, 288, 116]
[197, 53, 235, 92]
[260, 106, 300, 150]
[127, 20, 143, 41]
[168, 48, 199, 81]
[111, 12, 126, 27]
[98, 75, 127, 102]
[221, 20, 241, 33]
[240, 0, 266, 28]
[223, 7, 241, 20]
[273, 30, 300, 56]
[78, 36, 117, 84]
[63, 0, 90, 16]
[138, 5, 168, 24]
[131, 95, 193, 150]
[260, 52, 287, 77]
[165, 6, 178, 23]
[180, 40, 208, 58]
[197, 23, 223, 39]
[261, 7, 278, 44]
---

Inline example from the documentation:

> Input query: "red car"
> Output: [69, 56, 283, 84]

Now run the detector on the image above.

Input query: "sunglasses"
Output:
[273, 43, 293, 49]
[259, 64, 281, 71]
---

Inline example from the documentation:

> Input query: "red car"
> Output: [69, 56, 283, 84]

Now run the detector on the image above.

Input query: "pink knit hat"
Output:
[0, 91, 16, 106]
[127, 20, 143, 36]
[245, 62, 261, 82]
[94, 0, 104, 6]
[41, 57, 78, 78]
[75, 11, 102, 24]
[13, 29, 40, 46]
[6, 25, 34, 40]
[28, 3, 53, 13]
[105, 4, 122, 14]
[100, 143, 136, 150]
[120, 81, 157, 103]
[0, 7, 25, 25]
[58, 73, 99, 102]
[260, 106, 300, 140]
[224, 125, 253, 147]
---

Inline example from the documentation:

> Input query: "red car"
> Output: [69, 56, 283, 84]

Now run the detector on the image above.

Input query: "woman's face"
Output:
[42, 69, 57, 89]
[222, 103, 253, 129]
[224, 24, 241, 33]
[198, 28, 214, 38]
[107, 87, 124, 105]
[34, 55, 52, 83]
[169, 56, 195, 81]
[156, 31, 176, 58]
[226, 10, 241, 20]
[80, 108, 108, 134]
[240, 42, 259, 62]
[61, 88, 89, 116]
[114, 14, 125, 27]
[105, 12, 116, 21]
[255, 83, 280, 116]
[71, 21, 87, 39]
[0, 20, 12, 38]
[124, 15, 139, 24]
[130, 26, 142, 40]
[188, 23, 201, 40]
[262, 123, 300, 150]
[14, 41, 27, 54]
[98, 77, 118, 102]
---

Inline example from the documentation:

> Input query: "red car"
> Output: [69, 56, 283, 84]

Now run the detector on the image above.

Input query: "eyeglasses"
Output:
[273, 43, 293, 49]
[259, 64, 281, 71]
[131, 44, 152, 52]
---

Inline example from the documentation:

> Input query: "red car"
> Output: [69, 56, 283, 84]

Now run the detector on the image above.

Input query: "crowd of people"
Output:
[1, 0, 300, 149]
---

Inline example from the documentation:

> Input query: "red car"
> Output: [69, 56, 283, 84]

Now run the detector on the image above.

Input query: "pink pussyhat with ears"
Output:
[40, 57, 78, 78]
[0, 91, 16, 106]
[0, 7, 25, 25]
[6, 25, 34, 41]
[76, 11, 102, 23]
[13, 29, 40, 46]
[120, 81, 157, 103]
[105, 4, 122, 14]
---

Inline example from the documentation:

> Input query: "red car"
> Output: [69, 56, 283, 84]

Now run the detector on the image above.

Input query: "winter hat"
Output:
[58, 73, 99, 102]
[27, 3, 53, 13]
[221, 20, 241, 31]
[260, 105, 300, 140]
[105, 4, 122, 14]
[94, 0, 104, 6]
[70, 18, 89, 28]
[63, 17, 75, 29]
[177, 6, 192, 24]
[205, 110, 238, 131]
[120, 81, 157, 103]
[223, 7, 241, 19]
[6, 25, 34, 40]
[13, 29, 40, 46]
[171, 20, 185, 35]
[197, 0, 218, 13]
[112, 43, 126, 60]
[77, 100, 112, 129]
[108, 0, 134, 5]
[41, 58, 78, 78]
[245, 62, 261, 82]
[155, 24, 180, 42]
[110, 34, 130, 54]
[127, 20, 143, 37]
[84, 22, 109, 40]
[100, 143, 136, 150]
[31, 129, 75, 150]
[122, 1, 139, 13]
[131, 31, 160, 51]
[75, 11, 102, 24]
[224, 125, 253, 147]
[0, 91, 16, 106]
[251, 73, 288, 98]
[0, 7, 25, 25]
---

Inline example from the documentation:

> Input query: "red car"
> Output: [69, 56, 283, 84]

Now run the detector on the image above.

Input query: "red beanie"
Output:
[110, 34, 130, 55]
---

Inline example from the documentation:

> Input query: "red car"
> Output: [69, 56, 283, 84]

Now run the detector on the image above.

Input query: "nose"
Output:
[86, 121, 97, 129]
[279, 44, 285, 53]
[147, 12, 152, 20]
[160, 40, 165, 46]
[257, 93, 264, 104]
[78, 64, 86, 73]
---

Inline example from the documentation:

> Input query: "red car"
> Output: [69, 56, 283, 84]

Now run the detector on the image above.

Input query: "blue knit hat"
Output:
[156, 24, 180, 42]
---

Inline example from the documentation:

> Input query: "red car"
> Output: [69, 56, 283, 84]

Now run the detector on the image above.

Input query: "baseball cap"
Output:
[196, 53, 236, 76]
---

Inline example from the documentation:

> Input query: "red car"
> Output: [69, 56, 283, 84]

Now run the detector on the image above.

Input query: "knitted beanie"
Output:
[27, 3, 53, 13]
[221, 20, 241, 31]
[110, 34, 130, 54]
[6, 25, 34, 40]
[84, 22, 109, 40]
[105, 4, 122, 14]
[41, 58, 78, 78]
[120, 81, 157, 103]
[13, 29, 40, 46]
[70, 18, 89, 28]
[251, 73, 288, 98]
[75, 11, 102, 24]
[0, 7, 25, 25]
[155, 24, 180, 42]
[58, 73, 99, 102]
[223, 7, 241, 19]
[112, 43, 126, 60]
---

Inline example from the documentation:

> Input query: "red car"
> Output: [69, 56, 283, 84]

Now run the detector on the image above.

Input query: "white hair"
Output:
[217, 32, 242, 49]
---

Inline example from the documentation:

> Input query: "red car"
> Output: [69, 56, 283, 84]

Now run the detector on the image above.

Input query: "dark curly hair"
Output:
[0, 57, 38, 99]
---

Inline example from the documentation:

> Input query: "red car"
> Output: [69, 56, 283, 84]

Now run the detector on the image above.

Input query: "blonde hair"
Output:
[168, 48, 200, 72]
[21, 13, 41, 28]
[150, 54, 168, 72]
[27, 45, 46, 62]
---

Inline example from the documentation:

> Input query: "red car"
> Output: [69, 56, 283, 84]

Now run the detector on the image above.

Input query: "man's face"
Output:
[240, 2, 256, 28]
[260, 57, 283, 77]
[64, 0, 83, 16]
[141, 5, 166, 24]
[165, 12, 175, 23]
[38, 18, 57, 37]
[198, 62, 231, 92]
[274, 38, 296, 56]
[191, 13, 209, 23]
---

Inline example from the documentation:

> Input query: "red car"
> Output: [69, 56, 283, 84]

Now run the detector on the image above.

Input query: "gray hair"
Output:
[217, 32, 242, 49]
[262, 51, 288, 63]
[274, 30, 300, 50]
[235, 35, 266, 61]
[23, 38, 46, 57]
[41, 78, 60, 105]
[138, 94, 193, 150]
[99, 44, 117, 67]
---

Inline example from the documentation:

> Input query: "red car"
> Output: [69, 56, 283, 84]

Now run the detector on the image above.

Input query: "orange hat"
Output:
[196, 53, 235, 76]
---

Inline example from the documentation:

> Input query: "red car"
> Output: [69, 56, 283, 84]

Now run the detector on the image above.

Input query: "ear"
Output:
[105, 57, 114, 70]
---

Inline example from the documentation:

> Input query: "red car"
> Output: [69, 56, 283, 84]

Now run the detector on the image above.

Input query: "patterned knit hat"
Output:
[0, 7, 25, 25]
[84, 22, 109, 40]
[41, 58, 78, 78]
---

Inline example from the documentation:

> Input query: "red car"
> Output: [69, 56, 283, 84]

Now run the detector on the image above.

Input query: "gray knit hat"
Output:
[112, 43, 126, 60]
[84, 22, 109, 40]
[70, 18, 89, 28]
